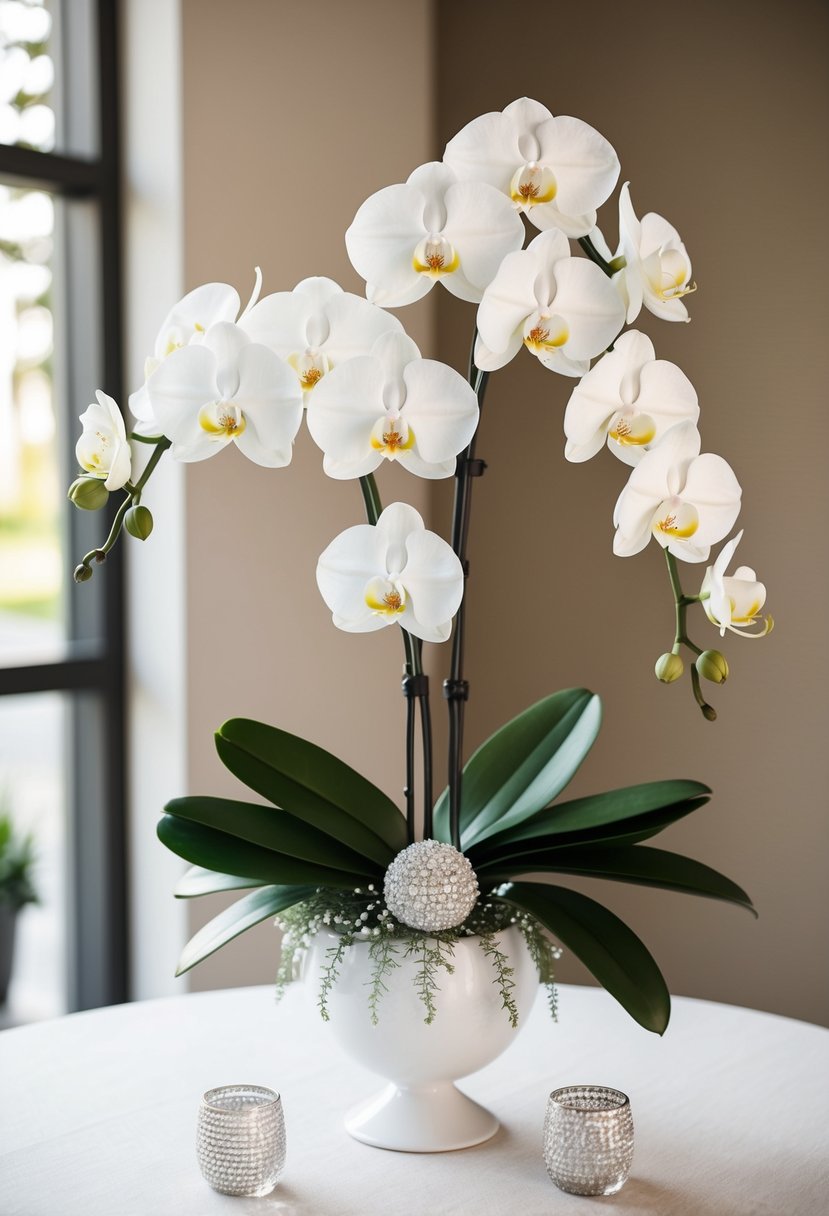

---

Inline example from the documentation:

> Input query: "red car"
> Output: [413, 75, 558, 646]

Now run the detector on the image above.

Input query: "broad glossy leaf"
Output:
[158, 814, 371, 887]
[165, 795, 381, 878]
[433, 689, 602, 849]
[471, 793, 710, 868]
[174, 866, 268, 899]
[175, 884, 315, 975]
[216, 718, 405, 862]
[499, 881, 670, 1034]
[485, 846, 755, 915]
[474, 780, 709, 856]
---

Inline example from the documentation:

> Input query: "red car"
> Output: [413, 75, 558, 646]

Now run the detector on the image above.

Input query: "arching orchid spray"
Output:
[67, 98, 771, 1033]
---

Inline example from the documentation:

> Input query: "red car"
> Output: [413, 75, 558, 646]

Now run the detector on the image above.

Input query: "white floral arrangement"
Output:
[68, 98, 770, 1032]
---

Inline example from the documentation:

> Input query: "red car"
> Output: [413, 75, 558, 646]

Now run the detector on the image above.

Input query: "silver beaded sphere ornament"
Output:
[383, 839, 480, 931]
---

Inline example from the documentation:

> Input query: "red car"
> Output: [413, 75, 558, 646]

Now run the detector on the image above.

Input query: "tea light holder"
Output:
[543, 1084, 634, 1196]
[197, 1084, 286, 1197]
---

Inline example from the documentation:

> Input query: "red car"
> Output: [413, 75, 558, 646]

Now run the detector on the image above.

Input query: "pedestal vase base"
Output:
[345, 1081, 498, 1153]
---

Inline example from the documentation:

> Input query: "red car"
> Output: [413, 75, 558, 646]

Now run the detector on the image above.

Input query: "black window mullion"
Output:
[0, 0, 128, 1010]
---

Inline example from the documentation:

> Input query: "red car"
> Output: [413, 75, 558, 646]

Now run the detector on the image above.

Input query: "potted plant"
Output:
[67, 95, 772, 1150]
[0, 808, 38, 1006]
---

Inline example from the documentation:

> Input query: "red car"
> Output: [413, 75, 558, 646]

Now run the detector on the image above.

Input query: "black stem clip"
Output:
[457, 457, 487, 479]
[442, 678, 469, 702]
[402, 673, 429, 699]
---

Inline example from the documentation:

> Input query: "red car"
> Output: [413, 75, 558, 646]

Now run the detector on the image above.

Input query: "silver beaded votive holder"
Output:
[197, 1085, 286, 1197]
[543, 1085, 634, 1197]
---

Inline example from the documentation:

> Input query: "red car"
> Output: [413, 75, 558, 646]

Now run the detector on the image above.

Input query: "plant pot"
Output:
[301, 924, 538, 1152]
[0, 900, 18, 1006]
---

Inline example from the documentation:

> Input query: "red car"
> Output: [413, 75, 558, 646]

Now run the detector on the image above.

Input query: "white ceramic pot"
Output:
[302, 925, 538, 1152]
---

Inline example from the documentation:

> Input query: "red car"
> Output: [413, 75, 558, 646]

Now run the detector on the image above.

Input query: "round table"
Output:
[1, 983, 827, 1215]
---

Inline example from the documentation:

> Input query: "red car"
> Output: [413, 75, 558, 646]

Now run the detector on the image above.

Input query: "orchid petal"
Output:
[680, 454, 742, 547]
[147, 344, 219, 451]
[476, 248, 539, 356]
[306, 356, 385, 466]
[535, 114, 620, 218]
[442, 181, 524, 298]
[231, 344, 303, 468]
[401, 360, 479, 462]
[474, 331, 523, 372]
[346, 182, 429, 306]
[153, 282, 240, 361]
[321, 293, 403, 364]
[547, 257, 625, 360]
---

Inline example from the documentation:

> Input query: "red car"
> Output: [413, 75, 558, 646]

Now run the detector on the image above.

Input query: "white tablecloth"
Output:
[1, 983, 827, 1215]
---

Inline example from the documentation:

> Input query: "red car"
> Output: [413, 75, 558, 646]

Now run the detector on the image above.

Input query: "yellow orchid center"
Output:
[364, 577, 407, 617]
[523, 315, 569, 353]
[609, 411, 657, 447]
[413, 233, 459, 278]
[509, 161, 557, 207]
[370, 415, 415, 459]
[288, 347, 330, 393]
[198, 401, 246, 438]
[652, 499, 699, 540]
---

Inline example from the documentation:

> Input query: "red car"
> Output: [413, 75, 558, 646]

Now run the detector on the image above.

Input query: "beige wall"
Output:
[169, 0, 828, 1022]
[434, 0, 829, 1024]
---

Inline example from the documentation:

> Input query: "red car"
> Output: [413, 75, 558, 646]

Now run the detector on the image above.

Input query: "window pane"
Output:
[0, 690, 67, 1023]
[0, 180, 107, 665]
[0, 0, 98, 158]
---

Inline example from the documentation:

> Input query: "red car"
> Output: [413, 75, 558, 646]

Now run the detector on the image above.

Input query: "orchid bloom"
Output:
[475, 229, 625, 375]
[701, 532, 773, 638]
[443, 97, 620, 238]
[563, 330, 699, 465]
[616, 183, 695, 323]
[316, 502, 464, 643]
[76, 391, 132, 490]
[306, 331, 478, 480]
[345, 161, 524, 307]
[145, 321, 303, 466]
[613, 422, 741, 562]
[238, 276, 402, 399]
[129, 272, 262, 434]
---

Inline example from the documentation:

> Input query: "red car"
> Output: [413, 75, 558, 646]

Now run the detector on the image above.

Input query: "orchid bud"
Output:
[696, 650, 729, 684]
[655, 652, 684, 683]
[73, 563, 93, 583]
[68, 476, 109, 511]
[125, 505, 154, 541]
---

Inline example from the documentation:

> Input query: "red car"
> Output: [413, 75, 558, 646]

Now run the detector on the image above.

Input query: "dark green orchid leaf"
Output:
[471, 792, 710, 868]
[174, 866, 269, 899]
[473, 780, 710, 857]
[483, 846, 756, 916]
[158, 813, 371, 888]
[433, 689, 602, 849]
[165, 795, 381, 878]
[216, 718, 404, 864]
[498, 881, 670, 1034]
[175, 884, 315, 976]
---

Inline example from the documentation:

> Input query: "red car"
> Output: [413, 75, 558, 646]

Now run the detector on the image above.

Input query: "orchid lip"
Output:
[412, 233, 459, 278]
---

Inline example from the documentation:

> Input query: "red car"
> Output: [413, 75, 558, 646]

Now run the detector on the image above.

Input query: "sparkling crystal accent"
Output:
[197, 1085, 286, 1197]
[383, 840, 479, 931]
[543, 1085, 634, 1197]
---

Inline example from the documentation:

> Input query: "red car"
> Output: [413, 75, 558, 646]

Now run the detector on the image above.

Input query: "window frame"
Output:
[0, 0, 127, 1010]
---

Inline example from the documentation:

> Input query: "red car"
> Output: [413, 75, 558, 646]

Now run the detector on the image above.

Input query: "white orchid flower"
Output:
[701, 532, 773, 638]
[475, 229, 625, 376]
[443, 97, 620, 238]
[238, 276, 403, 399]
[616, 184, 695, 323]
[613, 422, 741, 563]
[75, 391, 131, 490]
[306, 331, 478, 481]
[316, 502, 464, 644]
[564, 330, 699, 465]
[145, 321, 303, 467]
[345, 161, 524, 308]
[129, 271, 262, 434]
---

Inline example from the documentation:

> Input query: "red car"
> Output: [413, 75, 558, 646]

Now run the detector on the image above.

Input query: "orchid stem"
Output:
[76, 437, 170, 574]
[445, 327, 490, 852]
[665, 549, 715, 718]
[358, 474, 432, 844]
